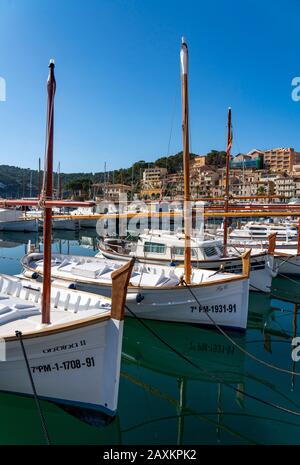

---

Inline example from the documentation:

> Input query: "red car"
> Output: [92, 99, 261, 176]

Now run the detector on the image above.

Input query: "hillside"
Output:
[0, 150, 224, 198]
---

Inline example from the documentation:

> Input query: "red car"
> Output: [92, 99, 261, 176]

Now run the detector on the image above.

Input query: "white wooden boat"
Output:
[22, 251, 251, 330]
[38, 217, 79, 231]
[72, 207, 98, 228]
[217, 220, 298, 245]
[224, 235, 300, 277]
[0, 209, 38, 232]
[0, 261, 133, 416]
[0, 59, 135, 418]
[99, 229, 276, 293]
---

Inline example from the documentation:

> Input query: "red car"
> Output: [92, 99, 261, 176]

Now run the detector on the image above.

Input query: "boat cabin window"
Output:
[216, 245, 224, 255]
[172, 246, 198, 257]
[248, 227, 267, 231]
[144, 242, 166, 254]
[172, 246, 184, 256]
[204, 246, 218, 258]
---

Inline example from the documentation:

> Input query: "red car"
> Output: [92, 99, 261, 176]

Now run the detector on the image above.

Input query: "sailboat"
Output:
[22, 40, 251, 331]
[97, 106, 277, 295]
[98, 229, 276, 293]
[0, 60, 134, 416]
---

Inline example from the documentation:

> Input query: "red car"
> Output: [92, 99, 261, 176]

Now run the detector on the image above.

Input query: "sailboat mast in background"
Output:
[223, 107, 232, 256]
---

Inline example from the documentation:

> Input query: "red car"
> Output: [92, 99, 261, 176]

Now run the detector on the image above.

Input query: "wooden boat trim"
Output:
[274, 251, 296, 258]
[267, 233, 277, 254]
[111, 258, 135, 320]
[2, 312, 111, 342]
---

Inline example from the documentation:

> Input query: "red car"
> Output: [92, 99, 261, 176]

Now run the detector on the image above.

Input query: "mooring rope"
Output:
[181, 281, 300, 377]
[124, 304, 300, 417]
[15, 331, 51, 445]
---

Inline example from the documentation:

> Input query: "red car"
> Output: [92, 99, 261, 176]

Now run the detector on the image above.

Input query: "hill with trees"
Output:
[0, 150, 224, 198]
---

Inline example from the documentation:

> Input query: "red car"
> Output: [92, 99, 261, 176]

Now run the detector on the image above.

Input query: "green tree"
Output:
[257, 185, 266, 195]
[206, 150, 227, 168]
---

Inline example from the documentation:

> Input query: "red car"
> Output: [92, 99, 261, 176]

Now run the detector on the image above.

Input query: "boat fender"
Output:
[126, 293, 144, 303]
[136, 293, 144, 303]
[23, 270, 39, 280]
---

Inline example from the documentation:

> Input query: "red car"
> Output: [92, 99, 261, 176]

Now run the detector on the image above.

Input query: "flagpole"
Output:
[223, 107, 232, 256]
[180, 37, 191, 284]
[41, 59, 56, 325]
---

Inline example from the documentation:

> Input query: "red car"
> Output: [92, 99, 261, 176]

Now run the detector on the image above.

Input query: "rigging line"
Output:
[15, 331, 51, 445]
[166, 88, 177, 160]
[120, 410, 300, 436]
[124, 304, 300, 417]
[182, 281, 300, 377]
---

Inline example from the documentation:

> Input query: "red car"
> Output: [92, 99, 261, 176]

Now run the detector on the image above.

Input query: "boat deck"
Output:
[0, 274, 111, 338]
[24, 253, 238, 288]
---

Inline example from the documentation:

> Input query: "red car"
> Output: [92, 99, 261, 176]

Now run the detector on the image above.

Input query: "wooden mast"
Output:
[41, 59, 56, 324]
[297, 217, 300, 255]
[180, 37, 191, 284]
[223, 107, 232, 256]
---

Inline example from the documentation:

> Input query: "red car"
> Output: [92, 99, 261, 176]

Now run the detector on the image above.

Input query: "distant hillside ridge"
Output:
[0, 150, 225, 197]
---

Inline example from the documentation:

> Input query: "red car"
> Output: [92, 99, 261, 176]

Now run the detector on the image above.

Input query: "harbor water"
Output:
[0, 230, 300, 445]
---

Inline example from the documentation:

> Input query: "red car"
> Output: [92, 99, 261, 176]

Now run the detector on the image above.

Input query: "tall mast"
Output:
[38, 157, 41, 198]
[180, 37, 191, 284]
[41, 59, 56, 325]
[223, 107, 232, 256]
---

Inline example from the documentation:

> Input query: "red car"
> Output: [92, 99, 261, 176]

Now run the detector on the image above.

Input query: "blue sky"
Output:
[0, 0, 299, 172]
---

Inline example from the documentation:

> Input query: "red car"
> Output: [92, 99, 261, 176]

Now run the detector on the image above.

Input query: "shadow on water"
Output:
[0, 231, 300, 443]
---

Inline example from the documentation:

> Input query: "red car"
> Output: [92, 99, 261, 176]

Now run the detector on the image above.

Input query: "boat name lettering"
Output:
[190, 303, 237, 313]
[31, 356, 95, 373]
[42, 339, 86, 353]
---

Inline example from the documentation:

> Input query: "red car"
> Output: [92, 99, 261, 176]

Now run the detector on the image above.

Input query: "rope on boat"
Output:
[15, 331, 51, 445]
[124, 304, 300, 417]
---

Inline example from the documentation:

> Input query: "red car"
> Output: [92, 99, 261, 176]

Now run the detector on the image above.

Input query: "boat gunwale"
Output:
[98, 244, 268, 263]
[1, 311, 111, 342]
[21, 254, 250, 291]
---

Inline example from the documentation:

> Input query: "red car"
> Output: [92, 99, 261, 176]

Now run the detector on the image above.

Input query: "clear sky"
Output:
[0, 0, 299, 173]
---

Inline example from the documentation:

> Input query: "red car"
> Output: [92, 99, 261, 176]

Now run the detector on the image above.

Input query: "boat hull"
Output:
[274, 253, 300, 276]
[72, 278, 250, 330]
[0, 219, 38, 232]
[0, 318, 123, 416]
[50, 219, 79, 231]
[79, 218, 98, 228]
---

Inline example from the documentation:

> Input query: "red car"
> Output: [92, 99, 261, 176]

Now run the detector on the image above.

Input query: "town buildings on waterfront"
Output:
[139, 147, 300, 200]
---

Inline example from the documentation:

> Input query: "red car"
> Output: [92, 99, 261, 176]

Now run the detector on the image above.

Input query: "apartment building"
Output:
[275, 176, 297, 198]
[190, 155, 207, 170]
[142, 166, 167, 189]
[190, 166, 219, 197]
[164, 172, 184, 198]
[92, 183, 132, 201]
[262, 148, 300, 173]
